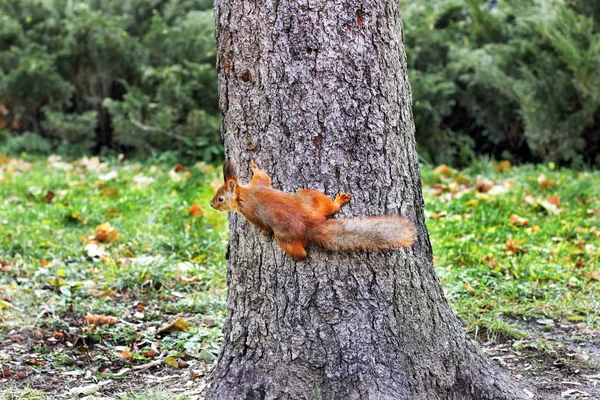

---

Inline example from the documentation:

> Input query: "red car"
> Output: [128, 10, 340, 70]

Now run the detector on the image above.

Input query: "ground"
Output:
[0, 156, 598, 399]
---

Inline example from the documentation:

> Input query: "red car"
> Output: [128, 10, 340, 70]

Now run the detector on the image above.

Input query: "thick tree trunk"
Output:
[207, 0, 529, 399]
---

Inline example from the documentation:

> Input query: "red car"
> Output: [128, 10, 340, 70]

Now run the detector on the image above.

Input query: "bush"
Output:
[403, 0, 600, 167]
[0, 0, 221, 162]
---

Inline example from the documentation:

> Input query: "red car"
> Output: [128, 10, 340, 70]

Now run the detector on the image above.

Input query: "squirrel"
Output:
[210, 160, 416, 260]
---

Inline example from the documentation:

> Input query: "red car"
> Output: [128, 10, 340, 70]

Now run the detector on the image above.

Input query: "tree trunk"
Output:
[207, 0, 529, 399]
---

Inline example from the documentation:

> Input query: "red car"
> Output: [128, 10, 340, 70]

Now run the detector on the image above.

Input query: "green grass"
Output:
[0, 155, 598, 396]
[421, 161, 600, 339]
[0, 155, 228, 385]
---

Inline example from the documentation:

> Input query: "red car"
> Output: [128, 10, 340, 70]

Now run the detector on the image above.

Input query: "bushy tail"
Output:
[312, 216, 416, 252]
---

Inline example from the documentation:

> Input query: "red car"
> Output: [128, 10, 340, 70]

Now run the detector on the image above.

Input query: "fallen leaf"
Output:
[494, 160, 511, 172]
[202, 316, 216, 325]
[546, 195, 560, 207]
[85, 243, 106, 260]
[69, 384, 100, 396]
[156, 317, 189, 336]
[44, 190, 55, 204]
[433, 164, 453, 176]
[84, 314, 118, 326]
[177, 359, 189, 369]
[537, 173, 556, 189]
[189, 204, 204, 217]
[463, 281, 476, 295]
[586, 271, 600, 281]
[144, 350, 158, 358]
[165, 356, 179, 368]
[1, 369, 11, 378]
[466, 199, 479, 207]
[475, 179, 494, 193]
[178, 275, 200, 284]
[93, 222, 119, 243]
[122, 349, 132, 360]
[505, 238, 527, 254]
[509, 214, 529, 226]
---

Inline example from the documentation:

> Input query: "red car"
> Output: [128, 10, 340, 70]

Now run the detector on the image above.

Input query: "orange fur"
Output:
[210, 161, 416, 260]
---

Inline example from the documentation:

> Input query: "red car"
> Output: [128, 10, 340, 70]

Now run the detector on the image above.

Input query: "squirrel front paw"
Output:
[335, 191, 352, 205]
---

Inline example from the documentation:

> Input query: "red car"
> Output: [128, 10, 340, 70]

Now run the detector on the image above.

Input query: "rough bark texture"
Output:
[207, 0, 528, 399]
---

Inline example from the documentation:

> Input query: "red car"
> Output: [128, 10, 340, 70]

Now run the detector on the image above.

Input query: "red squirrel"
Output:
[210, 160, 416, 260]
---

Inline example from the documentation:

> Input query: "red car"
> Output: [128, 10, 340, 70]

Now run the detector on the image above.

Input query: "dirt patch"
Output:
[1, 322, 599, 398]
[481, 322, 600, 399]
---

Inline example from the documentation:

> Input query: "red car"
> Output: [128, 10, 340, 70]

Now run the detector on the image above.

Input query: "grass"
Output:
[421, 161, 600, 339]
[0, 155, 598, 397]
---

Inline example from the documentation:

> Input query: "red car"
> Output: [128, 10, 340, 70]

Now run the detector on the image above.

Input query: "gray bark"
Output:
[207, 0, 528, 399]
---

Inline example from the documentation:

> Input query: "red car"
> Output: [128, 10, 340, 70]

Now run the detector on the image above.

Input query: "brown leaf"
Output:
[494, 160, 511, 172]
[433, 164, 453, 176]
[143, 350, 158, 358]
[537, 173, 557, 189]
[122, 349, 132, 360]
[202, 315, 216, 326]
[463, 281, 476, 295]
[178, 275, 200, 284]
[94, 222, 119, 243]
[173, 164, 187, 173]
[505, 238, 527, 254]
[1, 369, 11, 378]
[177, 359, 189, 369]
[475, 179, 494, 193]
[84, 314, 118, 326]
[586, 271, 600, 281]
[546, 195, 560, 207]
[156, 317, 189, 336]
[509, 214, 529, 226]
[189, 204, 204, 217]
[44, 190, 55, 204]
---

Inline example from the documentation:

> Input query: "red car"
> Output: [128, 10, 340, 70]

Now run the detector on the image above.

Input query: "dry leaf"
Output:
[165, 356, 179, 368]
[44, 190, 55, 204]
[433, 164, 453, 176]
[586, 271, 600, 281]
[475, 179, 494, 193]
[537, 173, 557, 189]
[494, 160, 511, 172]
[84, 314, 118, 326]
[156, 317, 189, 336]
[466, 199, 479, 207]
[144, 350, 158, 358]
[122, 349, 132, 360]
[463, 281, 476, 295]
[177, 359, 189, 369]
[94, 222, 119, 243]
[509, 214, 529, 226]
[178, 275, 200, 284]
[546, 195, 560, 207]
[505, 238, 527, 254]
[189, 204, 204, 217]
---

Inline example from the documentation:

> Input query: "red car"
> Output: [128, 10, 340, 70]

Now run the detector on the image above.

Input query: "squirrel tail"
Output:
[313, 216, 416, 252]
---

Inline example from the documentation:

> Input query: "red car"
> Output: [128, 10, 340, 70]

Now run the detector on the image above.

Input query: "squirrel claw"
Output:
[335, 191, 352, 204]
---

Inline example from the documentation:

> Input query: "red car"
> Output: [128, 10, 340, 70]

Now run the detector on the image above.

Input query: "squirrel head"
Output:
[210, 160, 239, 211]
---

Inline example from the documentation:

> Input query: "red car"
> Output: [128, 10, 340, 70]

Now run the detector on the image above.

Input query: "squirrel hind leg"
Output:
[276, 239, 307, 261]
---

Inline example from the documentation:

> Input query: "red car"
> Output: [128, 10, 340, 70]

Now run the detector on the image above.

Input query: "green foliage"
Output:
[0, 0, 221, 162]
[404, 0, 600, 167]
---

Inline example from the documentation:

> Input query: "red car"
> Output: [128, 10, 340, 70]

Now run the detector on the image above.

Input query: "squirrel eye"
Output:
[218, 196, 224, 203]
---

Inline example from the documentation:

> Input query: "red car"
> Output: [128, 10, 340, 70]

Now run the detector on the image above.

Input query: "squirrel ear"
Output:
[223, 160, 237, 182]
[228, 180, 236, 192]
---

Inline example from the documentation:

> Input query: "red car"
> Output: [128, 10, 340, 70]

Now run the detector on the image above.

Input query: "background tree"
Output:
[207, 0, 530, 399]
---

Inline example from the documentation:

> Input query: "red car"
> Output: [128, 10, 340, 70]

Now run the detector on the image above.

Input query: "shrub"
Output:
[403, 0, 600, 167]
[0, 0, 221, 162]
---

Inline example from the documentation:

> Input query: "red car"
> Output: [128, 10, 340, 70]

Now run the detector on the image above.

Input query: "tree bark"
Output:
[208, 0, 529, 399]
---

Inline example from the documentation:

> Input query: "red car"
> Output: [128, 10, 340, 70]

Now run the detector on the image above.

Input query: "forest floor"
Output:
[0, 156, 598, 399]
